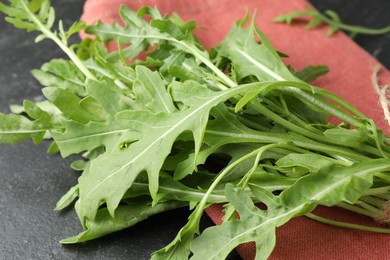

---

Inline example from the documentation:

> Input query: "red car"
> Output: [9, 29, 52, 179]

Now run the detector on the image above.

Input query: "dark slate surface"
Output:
[0, 1, 389, 260]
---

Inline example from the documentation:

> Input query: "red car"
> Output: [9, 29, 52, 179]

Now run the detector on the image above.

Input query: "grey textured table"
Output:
[0, 1, 389, 259]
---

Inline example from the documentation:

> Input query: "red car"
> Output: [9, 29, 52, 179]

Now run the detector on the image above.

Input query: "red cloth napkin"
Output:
[81, 0, 390, 259]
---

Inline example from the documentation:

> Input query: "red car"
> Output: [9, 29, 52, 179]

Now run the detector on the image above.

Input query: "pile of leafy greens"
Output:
[1, 1, 390, 259]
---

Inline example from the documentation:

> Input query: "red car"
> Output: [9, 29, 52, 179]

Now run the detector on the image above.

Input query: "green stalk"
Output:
[364, 186, 390, 196]
[374, 194, 390, 201]
[250, 101, 325, 141]
[305, 213, 390, 234]
[248, 99, 389, 159]
[205, 128, 370, 161]
[375, 172, 390, 183]
[21, 1, 97, 81]
[355, 200, 384, 216]
[337, 202, 380, 218]
[319, 12, 390, 36]
[359, 196, 386, 209]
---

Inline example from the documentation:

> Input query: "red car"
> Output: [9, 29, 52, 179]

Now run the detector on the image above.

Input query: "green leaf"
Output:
[0, 113, 47, 144]
[61, 201, 185, 244]
[305, 16, 323, 30]
[292, 65, 329, 83]
[324, 10, 341, 24]
[70, 160, 87, 171]
[327, 26, 338, 37]
[23, 100, 51, 122]
[0, 2, 29, 19]
[216, 18, 299, 83]
[172, 105, 261, 180]
[65, 21, 86, 40]
[47, 141, 59, 154]
[132, 66, 176, 113]
[323, 128, 370, 148]
[5, 16, 37, 31]
[248, 170, 296, 193]
[31, 58, 87, 95]
[151, 19, 186, 40]
[85, 79, 132, 117]
[54, 184, 79, 211]
[79, 96, 109, 122]
[89, 53, 136, 86]
[0, 99, 56, 144]
[272, 11, 309, 24]
[42, 87, 102, 123]
[280, 159, 390, 207]
[119, 171, 227, 205]
[51, 119, 140, 157]
[276, 153, 335, 175]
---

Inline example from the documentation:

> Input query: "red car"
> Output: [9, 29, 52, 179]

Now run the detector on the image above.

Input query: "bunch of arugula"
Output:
[1, 1, 390, 259]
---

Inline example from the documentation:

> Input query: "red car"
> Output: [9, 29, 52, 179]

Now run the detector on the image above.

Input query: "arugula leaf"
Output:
[274, 6, 390, 37]
[61, 200, 186, 244]
[31, 59, 87, 95]
[54, 184, 79, 211]
[275, 153, 336, 175]
[216, 17, 299, 83]
[42, 87, 103, 123]
[290, 65, 329, 83]
[51, 119, 139, 157]
[132, 66, 176, 113]
[0, 113, 48, 144]
[0, 100, 57, 144]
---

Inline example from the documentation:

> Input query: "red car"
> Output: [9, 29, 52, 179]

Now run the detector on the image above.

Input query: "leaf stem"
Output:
[319, 11, 390, 36]
[21, 1, 97, 81]
[364, 186, 390, 196]
[355, 200, 384, 216]
[337, 202, 379, 218]
[375, 172, 390, 183]
[205, 128, 369, 161]
[359, 196, 385, 209]
[305, 212, 390, 234]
